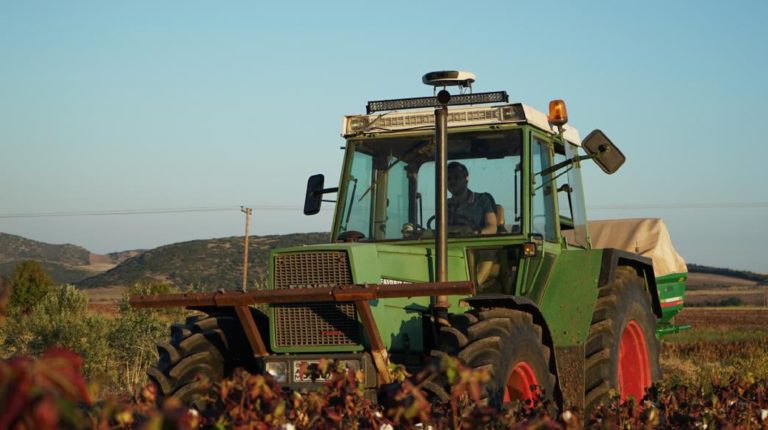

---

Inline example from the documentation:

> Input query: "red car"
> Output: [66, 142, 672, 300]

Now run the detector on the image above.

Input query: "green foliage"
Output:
[109, 308, 170, 389]
[0, 282, 174, 396]
[120, 279, 187, 321]
[8, 260, 52, 313]
[1, 285, 113, 379]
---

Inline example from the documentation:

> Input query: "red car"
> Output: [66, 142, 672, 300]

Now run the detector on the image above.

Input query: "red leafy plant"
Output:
[0, 347, 91, 430]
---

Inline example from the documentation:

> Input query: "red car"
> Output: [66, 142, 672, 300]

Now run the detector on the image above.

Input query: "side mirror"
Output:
[303, 174, 338, 215]
[582, 129, 625, 174]
[304, 174, 325, 215]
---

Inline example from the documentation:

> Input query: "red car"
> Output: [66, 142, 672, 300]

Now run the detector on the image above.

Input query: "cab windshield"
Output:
[337, 129, 522, 241]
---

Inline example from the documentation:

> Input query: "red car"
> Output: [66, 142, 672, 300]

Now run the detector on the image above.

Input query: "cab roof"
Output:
[342, 102, 581, 146]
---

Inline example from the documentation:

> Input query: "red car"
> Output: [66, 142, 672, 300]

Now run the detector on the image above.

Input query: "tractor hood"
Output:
[269, 242, 469, 287]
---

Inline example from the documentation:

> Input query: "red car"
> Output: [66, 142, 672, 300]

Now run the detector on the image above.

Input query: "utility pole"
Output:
[241, 206, 252, 292]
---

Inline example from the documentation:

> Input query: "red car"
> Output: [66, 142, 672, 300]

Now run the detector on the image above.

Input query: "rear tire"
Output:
[148, 311, 261, 408]
[584, 266, 661, 412]
[429, 308, 556, 407]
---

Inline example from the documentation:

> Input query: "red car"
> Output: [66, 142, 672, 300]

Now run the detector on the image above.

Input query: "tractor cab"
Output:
[306, 75, 621, 256]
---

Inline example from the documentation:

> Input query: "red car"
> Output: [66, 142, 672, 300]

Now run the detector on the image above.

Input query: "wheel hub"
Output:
[618, 320, 650, 402]
[504, 361, 540, 402]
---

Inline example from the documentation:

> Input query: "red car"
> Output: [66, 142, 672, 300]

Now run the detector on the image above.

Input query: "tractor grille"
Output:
[273, 252, 359, 347]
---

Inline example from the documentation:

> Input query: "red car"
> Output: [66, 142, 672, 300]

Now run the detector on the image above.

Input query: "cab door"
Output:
[518, 132, 560, 298]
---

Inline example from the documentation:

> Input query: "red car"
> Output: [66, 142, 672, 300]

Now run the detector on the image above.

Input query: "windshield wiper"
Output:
[341, 175, 358, 231]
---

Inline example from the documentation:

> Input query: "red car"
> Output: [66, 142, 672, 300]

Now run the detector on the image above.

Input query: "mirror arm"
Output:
[538, 154, 594, 177]
[313, 187, 338, 196]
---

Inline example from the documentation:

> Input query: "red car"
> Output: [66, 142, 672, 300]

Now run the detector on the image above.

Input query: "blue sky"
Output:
[1, 1, 766, 272]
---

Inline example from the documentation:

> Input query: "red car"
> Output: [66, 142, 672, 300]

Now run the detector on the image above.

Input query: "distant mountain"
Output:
[76, 233, 329, 291]
[687, 263, 768, 286]
[0, 232, 91, 266]
[0, 232, 142, 284]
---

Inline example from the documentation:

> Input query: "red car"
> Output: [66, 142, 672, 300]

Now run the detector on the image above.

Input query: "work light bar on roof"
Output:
[366, 91, 509, 114]
[343, 102, 583, 145]
[344, 103, 526, 136]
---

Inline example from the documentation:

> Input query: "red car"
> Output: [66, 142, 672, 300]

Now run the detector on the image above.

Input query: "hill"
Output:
[0, 232, 91, 266]
[687, 263, 768, 286]
[3, 230, 766, 291]
[76, 232, 329, 291]
[0, 232, 141, 284]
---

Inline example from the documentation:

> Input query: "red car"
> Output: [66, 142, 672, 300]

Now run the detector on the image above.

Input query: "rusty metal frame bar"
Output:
[130, 281, 473, 308]
[130, 281, 474, 373]
[233, 305, 268, 357]
[354, 300, 392, 384]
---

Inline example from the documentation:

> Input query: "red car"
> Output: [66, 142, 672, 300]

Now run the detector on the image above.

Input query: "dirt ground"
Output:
[675, 306, 768, 331]
[685, 288, 768, 306]
[83, 285, 126, 315]
[686, 272, 758, 288]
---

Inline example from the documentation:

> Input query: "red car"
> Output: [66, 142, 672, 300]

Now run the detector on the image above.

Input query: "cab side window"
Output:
[554, 144, 573, 229]
[531, 138, 557, 241]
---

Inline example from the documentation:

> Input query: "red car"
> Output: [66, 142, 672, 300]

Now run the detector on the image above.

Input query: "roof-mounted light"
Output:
[548, 99, 568, 127]
[345, 103, 526, 135]
[366, 91, 508, 114]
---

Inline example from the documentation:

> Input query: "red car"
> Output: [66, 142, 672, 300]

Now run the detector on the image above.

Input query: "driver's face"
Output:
[447, 168, 468, 196]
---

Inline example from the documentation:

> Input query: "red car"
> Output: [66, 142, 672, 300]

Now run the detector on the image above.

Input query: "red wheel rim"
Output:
[504, 362, 539, 403]
[618, 320, 650, 402]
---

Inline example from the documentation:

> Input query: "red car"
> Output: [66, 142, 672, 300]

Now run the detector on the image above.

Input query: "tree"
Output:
[8, 260, 52, 314]
[0, 276, 9, 320]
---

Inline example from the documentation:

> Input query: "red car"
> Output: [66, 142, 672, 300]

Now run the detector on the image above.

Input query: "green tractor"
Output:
[132, 71, 688, 411]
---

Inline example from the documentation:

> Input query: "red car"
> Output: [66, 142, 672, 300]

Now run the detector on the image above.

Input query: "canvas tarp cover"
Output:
[583, 218, 687, 277]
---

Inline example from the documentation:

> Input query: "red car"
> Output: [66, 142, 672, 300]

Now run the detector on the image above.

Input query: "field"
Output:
[80, 285, 768, 388]
[5, 280, 768, 428]
[673, 306, 768, 331]
[83, 285, 126, 315]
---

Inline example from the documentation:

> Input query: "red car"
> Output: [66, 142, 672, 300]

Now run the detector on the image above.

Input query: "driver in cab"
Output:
[447, 161, 497, 235]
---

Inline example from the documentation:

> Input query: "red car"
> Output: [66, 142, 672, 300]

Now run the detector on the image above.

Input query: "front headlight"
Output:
[265, 361, 288, 383]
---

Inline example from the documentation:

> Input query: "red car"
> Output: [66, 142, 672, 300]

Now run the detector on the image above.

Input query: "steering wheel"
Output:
[426, 215, 478, 237]
[337, 230, 365, 242]
[401, 222, 432, 239]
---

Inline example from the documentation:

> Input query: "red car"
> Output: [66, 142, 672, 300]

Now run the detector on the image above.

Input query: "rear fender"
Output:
[599, 249, 662, 318]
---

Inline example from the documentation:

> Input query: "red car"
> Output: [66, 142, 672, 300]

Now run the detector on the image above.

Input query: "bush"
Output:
[7, 260, 52, 314]
[0, 285, 113, 378]
[109, 307, 170, 391]
[0, 282, 177, 396]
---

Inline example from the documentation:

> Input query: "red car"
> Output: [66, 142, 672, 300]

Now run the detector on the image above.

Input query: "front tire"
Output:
[430, 308, 557, 407]
[584, 266, 661, 411]
[148, 311, 259, 408]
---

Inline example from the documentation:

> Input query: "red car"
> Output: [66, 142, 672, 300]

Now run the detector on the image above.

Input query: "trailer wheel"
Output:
[429, 308, 556, 407]
[584, 266, 661, 412]
[148, 312, 259, 408]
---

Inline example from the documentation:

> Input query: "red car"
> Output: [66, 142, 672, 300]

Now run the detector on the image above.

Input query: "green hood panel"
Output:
[269, 243, 469, 353]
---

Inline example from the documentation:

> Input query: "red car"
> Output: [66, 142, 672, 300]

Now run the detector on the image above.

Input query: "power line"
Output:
[0, 205, 329, 219]
[589, 202, 768, 210]
[0, 202, 765, 219]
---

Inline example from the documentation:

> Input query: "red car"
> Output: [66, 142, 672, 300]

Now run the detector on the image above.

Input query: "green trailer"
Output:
[132, 71, 688, 412]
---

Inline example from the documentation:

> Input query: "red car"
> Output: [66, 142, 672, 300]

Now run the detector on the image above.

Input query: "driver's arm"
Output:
[479, 211, 498, 235]
[477, 194, 498, 235]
